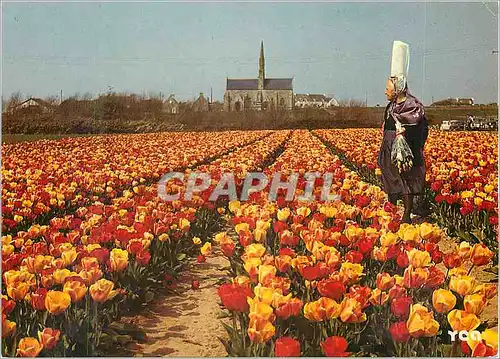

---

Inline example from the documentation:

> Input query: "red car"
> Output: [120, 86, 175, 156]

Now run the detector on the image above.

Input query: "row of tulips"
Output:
[209, 130, 497, 357]
[1, 130, 293, 357]
[2, 131, 269, 234]
[313, 129, 498, 256]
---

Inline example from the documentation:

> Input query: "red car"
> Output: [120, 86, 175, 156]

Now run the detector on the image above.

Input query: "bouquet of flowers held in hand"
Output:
[391, 120, 414, 173]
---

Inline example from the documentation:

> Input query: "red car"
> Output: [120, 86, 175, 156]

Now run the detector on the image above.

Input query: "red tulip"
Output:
[389, 321, 410, 343]
[275, 337, 301, 357]
[191, 280, 200, 290]
[391, 296, 413, 318]
[317, 278, 346, 301]
[217, 283, 253, 312]
[321, 336, 350, 357]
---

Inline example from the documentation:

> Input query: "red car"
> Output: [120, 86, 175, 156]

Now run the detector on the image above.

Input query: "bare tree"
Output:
[44, 95, 59, 106]
[5, 91, 23, 112]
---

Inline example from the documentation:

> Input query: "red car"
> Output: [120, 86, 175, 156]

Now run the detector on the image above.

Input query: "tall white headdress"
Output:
[390, 40, 410, 94]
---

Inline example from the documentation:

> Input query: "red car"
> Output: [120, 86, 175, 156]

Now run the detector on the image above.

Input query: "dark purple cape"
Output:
[389, 91, 425, 126]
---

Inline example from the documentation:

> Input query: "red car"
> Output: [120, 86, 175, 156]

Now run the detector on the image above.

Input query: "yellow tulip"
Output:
[109, 248, 129, 272]
[484, 184, 494, 194]
[89, 279, 119, 303]
[228, 200, 241, 213]
[380, 232, 399, 247]
[44, 291, 71, 315]
[407, 304, 440, 337]
[243, 257, 261, 278]
[297, 206, 311, 217]
[449, 275, 475, 296]
[432, 289, 456, 313]
[200, 242, 212, 256]
[447, 309, 481, 331]
[244, 243, 266, 258]
[277, 208, 291, 221]
[235, 222, 250, 234]
[247, 317, 275, 343]
[461, 191, 474, 199]
[192, 237, 202, 245]
[402, 226, 421, 242]
[339, 262, 364, 283]
[53, 269, 72, 285]
[458, 241, 472, 259]
[407, 249, 431, 268]
[61, 249, 78, 267]
[258, 265, 276, 285]
[247, 296, 275, 321]
[482, 329, 499, 350]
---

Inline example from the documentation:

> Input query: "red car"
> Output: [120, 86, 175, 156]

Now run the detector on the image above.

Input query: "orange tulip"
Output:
[432, 289, 456, 313]
[338, 297, 367, 323]
[406, 304, 439, 337]
[2, 318, 16, 338]
[470, 244, 493, 266]
[303, 297, 340, 322]
[81, 257, 100, 271]
[463, 294, 486, 315]
[89, 279, 119, 303]
[52, 269, 73, 285]
[473, 283, 498, 300]
[44, 291, 71, 315]
[376, 273, 395, 291]
[61, 249, 78, 267]
[63, 280, 88, 302]
[448, 309, 481, 331]
[79, 268, 103, 286]
[16, 337, 43, 357]
[403, 266, 429, 288]
[7, 282, 30, 301]
[38, 328, 61, 350]
[369, 288, 389, 306]
[258, 264, 276, 285]
[248, 317, 275, 343]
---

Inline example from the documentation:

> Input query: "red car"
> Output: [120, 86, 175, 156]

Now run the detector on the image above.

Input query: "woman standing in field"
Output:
[378, 41, 429, 223]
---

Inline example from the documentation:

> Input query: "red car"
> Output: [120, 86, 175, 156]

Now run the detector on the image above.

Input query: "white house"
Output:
[294, 94, 339, 108]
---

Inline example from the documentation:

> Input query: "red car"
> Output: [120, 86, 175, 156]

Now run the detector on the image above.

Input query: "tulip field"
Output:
[1, 129, 498, 357]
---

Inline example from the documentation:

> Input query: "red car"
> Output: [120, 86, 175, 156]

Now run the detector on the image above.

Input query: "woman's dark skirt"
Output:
[377, 130, 426, 195]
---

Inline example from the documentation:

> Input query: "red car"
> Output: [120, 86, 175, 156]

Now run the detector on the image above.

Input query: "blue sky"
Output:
[2, 1, 498, 105]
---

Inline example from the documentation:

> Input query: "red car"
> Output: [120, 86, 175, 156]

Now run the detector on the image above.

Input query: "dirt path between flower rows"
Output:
[124, 254, 230, 357]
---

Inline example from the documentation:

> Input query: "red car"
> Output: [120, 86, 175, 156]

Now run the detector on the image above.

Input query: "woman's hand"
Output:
[396, 127, 406, 137]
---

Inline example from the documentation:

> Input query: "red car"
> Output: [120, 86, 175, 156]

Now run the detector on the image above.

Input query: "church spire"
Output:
[258, 41, 265, 90]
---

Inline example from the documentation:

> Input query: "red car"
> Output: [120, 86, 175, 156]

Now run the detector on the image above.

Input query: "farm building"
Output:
[193, 93, 209, 112]
[224, 42, 294, 111]
[430, 97, 475, 106]
[163, 94, 179, 114]
[295, 94, 339, 108]
[10, 98, 54, 113]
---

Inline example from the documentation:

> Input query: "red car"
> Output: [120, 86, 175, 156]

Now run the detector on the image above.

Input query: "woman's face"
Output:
[385, 78, 396, 101]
